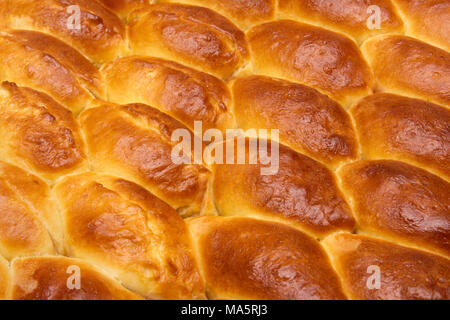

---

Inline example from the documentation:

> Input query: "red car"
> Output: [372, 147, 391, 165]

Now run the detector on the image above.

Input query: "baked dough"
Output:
[0, 0, 448, 300]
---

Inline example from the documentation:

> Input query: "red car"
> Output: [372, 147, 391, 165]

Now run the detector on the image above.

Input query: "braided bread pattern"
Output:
[0, 0, 448, 300]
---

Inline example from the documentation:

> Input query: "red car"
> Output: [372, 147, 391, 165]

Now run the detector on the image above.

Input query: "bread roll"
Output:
[0, 0, 127, 64]
[392, 0, 450, 51]
[230, 75, 358, 168]
[0, 30, 103, 113]
[0, 0, 448, 301]
[0, 161, 61, 260]
[79, 102, 209, 216]
[159, 0, 276, 29]
[10, 256, 142, 300]
[101, 56, 234, 131]
[278, 0, 403, 43]
[323, 233, 450, 300]
[97, 0, 148, 19]
[0, 82, 88, 180]
[338, 160, 450, 258]
[212, 139, 355, 237]
[128, 3, 249, 79]
[362, 35, 450, 106]
[53, 172, 206, 299]
[247, 20, 373, 106]
[0, 254, 9, 300]
[351, 93, 449, 180]
[187, 216, 347, 300]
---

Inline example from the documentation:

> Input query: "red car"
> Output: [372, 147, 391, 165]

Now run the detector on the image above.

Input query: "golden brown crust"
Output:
[0, 161, 59, 260]
[0, 0, 127, 64]
[10, 256, 143, 300]
[0, 30, 103, 113]
[278, 0, 403, 43]
[0, 0, 447, 301]
[0, 82, 88, 180]
[0, 255, 9, 300]
[53, 172, 206, 299]
[80, 102, 209, 216]
[212, 140, 355, 237]
[128, 3, 249, 79]
[97, 0, 148, 19]
[231, 75, 358, 167]
[247, 20, 373, 106]
[159, 0, 276, 29]
[351, 93, 450, 180]
[338, 160, 450, 258]
[362, 35, 450, 107]
[187, 216, 347, 300]
[101, 56, 234, 131]
[322, 233, 450, 300]
[392, 0, 450, 51]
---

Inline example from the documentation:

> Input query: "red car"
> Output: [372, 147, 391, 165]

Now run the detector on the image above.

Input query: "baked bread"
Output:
[362, 35, 450, 106]
[79, 102, 209, 216]
[187, 216, 348, 300]
[128, 3, 249, 79]
[278, 0, 404, 43]
[53, 172, 206, 299]
[0, 0, 448, 300]
[246, 19, 374, 107]
[0, 254, 8, 299]
[0, 82, 88, 180]
[0, 161, 62, 259]
[210, 138, 356, 238]
[101, 56, 234, 131]
[391, 0, 450, 51]
[0, 0, 127, 64]
[338, 160, 449, 258]
[159, 0, 277, 29]
[0, 30, 103, 113]
[350, 93, 450, 179]
[322, 233, 450, 300]
[230, 75, 359, 167]
[97, 0, 149, 19]
[9, 256, 143, 300]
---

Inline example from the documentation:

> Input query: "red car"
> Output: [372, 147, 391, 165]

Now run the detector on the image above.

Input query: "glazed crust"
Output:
[53, 172, 206, 299]
[212, 139, 355, 238]
[159, 0, 276, 29]
[128, 3, 249, 79]
[0, 82, 88, 180]
[101, 56, 234, 131]
[0, 161, 60, 260]
[338, 160, 450, 258]
[0, 0, 448, 301]
[323, 233, 450, 300]
[97, 0, 148, 19]
[247, 20, 373, 106]
[392, 0, 450, 51]
[0, 0, 127, 64]
[351, 93, 450, 180]
[231, 75, 358, 167]
[188, 216, 347, 300]
[0, 255, 9, 300]
[10, 256, 143, 300]
[362, 35, 450, 106]
[278, 0, 404, 43]
[0, 30, 103, 113]
[79, 102, 209, 216]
